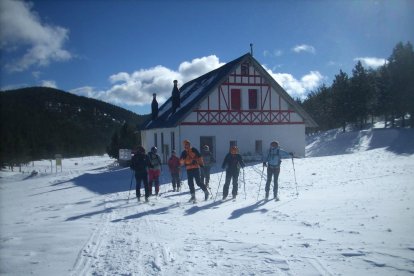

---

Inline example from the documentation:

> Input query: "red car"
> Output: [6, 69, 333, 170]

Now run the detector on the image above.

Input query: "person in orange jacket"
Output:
[168, 150, 181, 192]
[180, 139, 209, 202]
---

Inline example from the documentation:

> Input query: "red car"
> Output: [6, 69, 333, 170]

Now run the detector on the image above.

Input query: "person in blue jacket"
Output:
[263, 141, 293, 200]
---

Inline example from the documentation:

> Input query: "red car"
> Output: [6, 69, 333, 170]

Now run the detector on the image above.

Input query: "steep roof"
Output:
[142, 53, 317, 130]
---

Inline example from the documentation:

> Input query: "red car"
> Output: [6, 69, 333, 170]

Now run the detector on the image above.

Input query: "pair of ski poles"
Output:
[256, 157, 299, 200]
[213, 168, 247, 201]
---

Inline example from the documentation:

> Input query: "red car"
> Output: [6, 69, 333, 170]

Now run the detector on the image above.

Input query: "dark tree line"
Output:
[106, 122, 141, 159]
[301, 41, 414, 131]
[0, 87, 148, 168]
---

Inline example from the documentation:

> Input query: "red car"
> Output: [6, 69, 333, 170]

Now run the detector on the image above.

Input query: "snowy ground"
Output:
[1, 128, 414, 275]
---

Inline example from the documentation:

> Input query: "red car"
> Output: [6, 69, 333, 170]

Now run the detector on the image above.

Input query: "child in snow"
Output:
[130, 146, 153, 202]
[263, 141, 293, 200]
[180, 139, 209, 201]
[148, 146, 162, 196]
[200, 145, 215, 189]
[168, 150, 181, 192]
[221, 146, 245, 200]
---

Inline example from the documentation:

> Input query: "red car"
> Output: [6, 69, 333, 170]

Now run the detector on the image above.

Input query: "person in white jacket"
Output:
[263, 141, 293, 200]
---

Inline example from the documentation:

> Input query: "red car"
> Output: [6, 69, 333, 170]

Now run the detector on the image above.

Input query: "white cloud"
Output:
[353, 57, 387, 69]
[292, 44, 316, 54]
[263, 49, 283, 58]
[0, 0, 72, 72]
[265, 66, 325, 100]
[40, 80, 57, 88]
[71, 55, 224, 107]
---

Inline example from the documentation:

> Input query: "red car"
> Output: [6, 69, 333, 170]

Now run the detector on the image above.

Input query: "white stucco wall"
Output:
[179, 124, 305, 164]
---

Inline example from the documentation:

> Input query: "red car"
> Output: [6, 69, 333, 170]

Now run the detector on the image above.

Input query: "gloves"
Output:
[263, 162, 267, 167]
[289, 152, 294, 157]
[191, 160, 198, 165]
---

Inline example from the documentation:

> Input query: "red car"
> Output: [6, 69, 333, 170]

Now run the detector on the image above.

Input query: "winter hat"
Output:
[271, 141, 279, 147]
[137, 146, 145, 154]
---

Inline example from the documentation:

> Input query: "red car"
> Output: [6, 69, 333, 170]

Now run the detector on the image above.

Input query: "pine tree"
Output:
[387, 41, 414, 127]
[331, 70, 350, 132]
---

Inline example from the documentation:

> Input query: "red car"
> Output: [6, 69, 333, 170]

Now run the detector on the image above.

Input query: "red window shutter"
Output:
[248, 89, 257, 109]
[231, 89, 241, 110]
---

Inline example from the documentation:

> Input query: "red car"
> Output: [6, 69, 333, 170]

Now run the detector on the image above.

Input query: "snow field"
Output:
[1, 130, 414, 275]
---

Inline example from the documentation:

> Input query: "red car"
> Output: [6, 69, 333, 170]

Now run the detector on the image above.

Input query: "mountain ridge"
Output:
[0, 87, 149, 165]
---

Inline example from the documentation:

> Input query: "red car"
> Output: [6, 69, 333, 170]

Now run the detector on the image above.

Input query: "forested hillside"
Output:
[300, 41, 414, 131]
[0, 87, 148, 166]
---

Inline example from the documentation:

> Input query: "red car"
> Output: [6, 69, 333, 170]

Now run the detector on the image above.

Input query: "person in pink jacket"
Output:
[168, 150, 181, 192]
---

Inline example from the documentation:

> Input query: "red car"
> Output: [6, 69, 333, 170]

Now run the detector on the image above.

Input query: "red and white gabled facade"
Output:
[141, 54, 317, 164]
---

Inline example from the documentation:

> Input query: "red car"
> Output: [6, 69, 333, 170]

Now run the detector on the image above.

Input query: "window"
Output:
[241, 63, 249, 75]
[161, 133, 164, 153]
[255, 140, 262, 155]
[231, 89, 241, 110]
[249, 89, 258, 109]
[170, 132, 175, 151]
[154, 133, 158, 148]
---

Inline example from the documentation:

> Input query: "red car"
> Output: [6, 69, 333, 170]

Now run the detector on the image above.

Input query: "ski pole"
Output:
[127, 171, 134, 202]
[256, 166, 265, 201]
[214, 171, 224, 202]
[242, 168, 246, 200]
[291, 157, 299, 196]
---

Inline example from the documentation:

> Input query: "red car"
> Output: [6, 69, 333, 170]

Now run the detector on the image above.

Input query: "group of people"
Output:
[130, 139, 292, 203]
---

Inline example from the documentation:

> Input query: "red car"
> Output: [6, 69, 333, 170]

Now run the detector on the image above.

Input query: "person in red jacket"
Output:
[168, 150, 181, 192]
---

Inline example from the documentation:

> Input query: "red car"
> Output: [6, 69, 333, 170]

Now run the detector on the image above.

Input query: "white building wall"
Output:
[141, 127, 179, 163]
[179, 124, 305, 164]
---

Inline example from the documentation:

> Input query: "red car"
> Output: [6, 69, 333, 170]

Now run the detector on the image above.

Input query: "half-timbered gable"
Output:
[141, 53, 317, 163]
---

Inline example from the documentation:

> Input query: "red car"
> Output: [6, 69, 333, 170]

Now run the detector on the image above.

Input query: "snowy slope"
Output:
[1, 128, 414, 275]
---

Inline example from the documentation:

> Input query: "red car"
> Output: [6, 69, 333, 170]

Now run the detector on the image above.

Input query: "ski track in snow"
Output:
[70, 165, 335, 276]
[67, 159, 413, 276]
[2, 138, 414, 276]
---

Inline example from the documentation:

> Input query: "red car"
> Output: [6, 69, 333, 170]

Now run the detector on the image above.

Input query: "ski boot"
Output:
[189, 193, 196, 203]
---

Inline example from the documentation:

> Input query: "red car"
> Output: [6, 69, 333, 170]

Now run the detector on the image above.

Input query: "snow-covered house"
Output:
[141, 53, 317, 163]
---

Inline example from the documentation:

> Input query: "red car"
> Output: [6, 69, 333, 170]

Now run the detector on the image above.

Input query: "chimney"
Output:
[151, 93, 158, 120]
[171, 80, 180, 114]
[250, 43, 253, 56]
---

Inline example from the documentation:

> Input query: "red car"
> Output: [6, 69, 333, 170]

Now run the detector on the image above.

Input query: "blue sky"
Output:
[1, 0, 413, 115]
